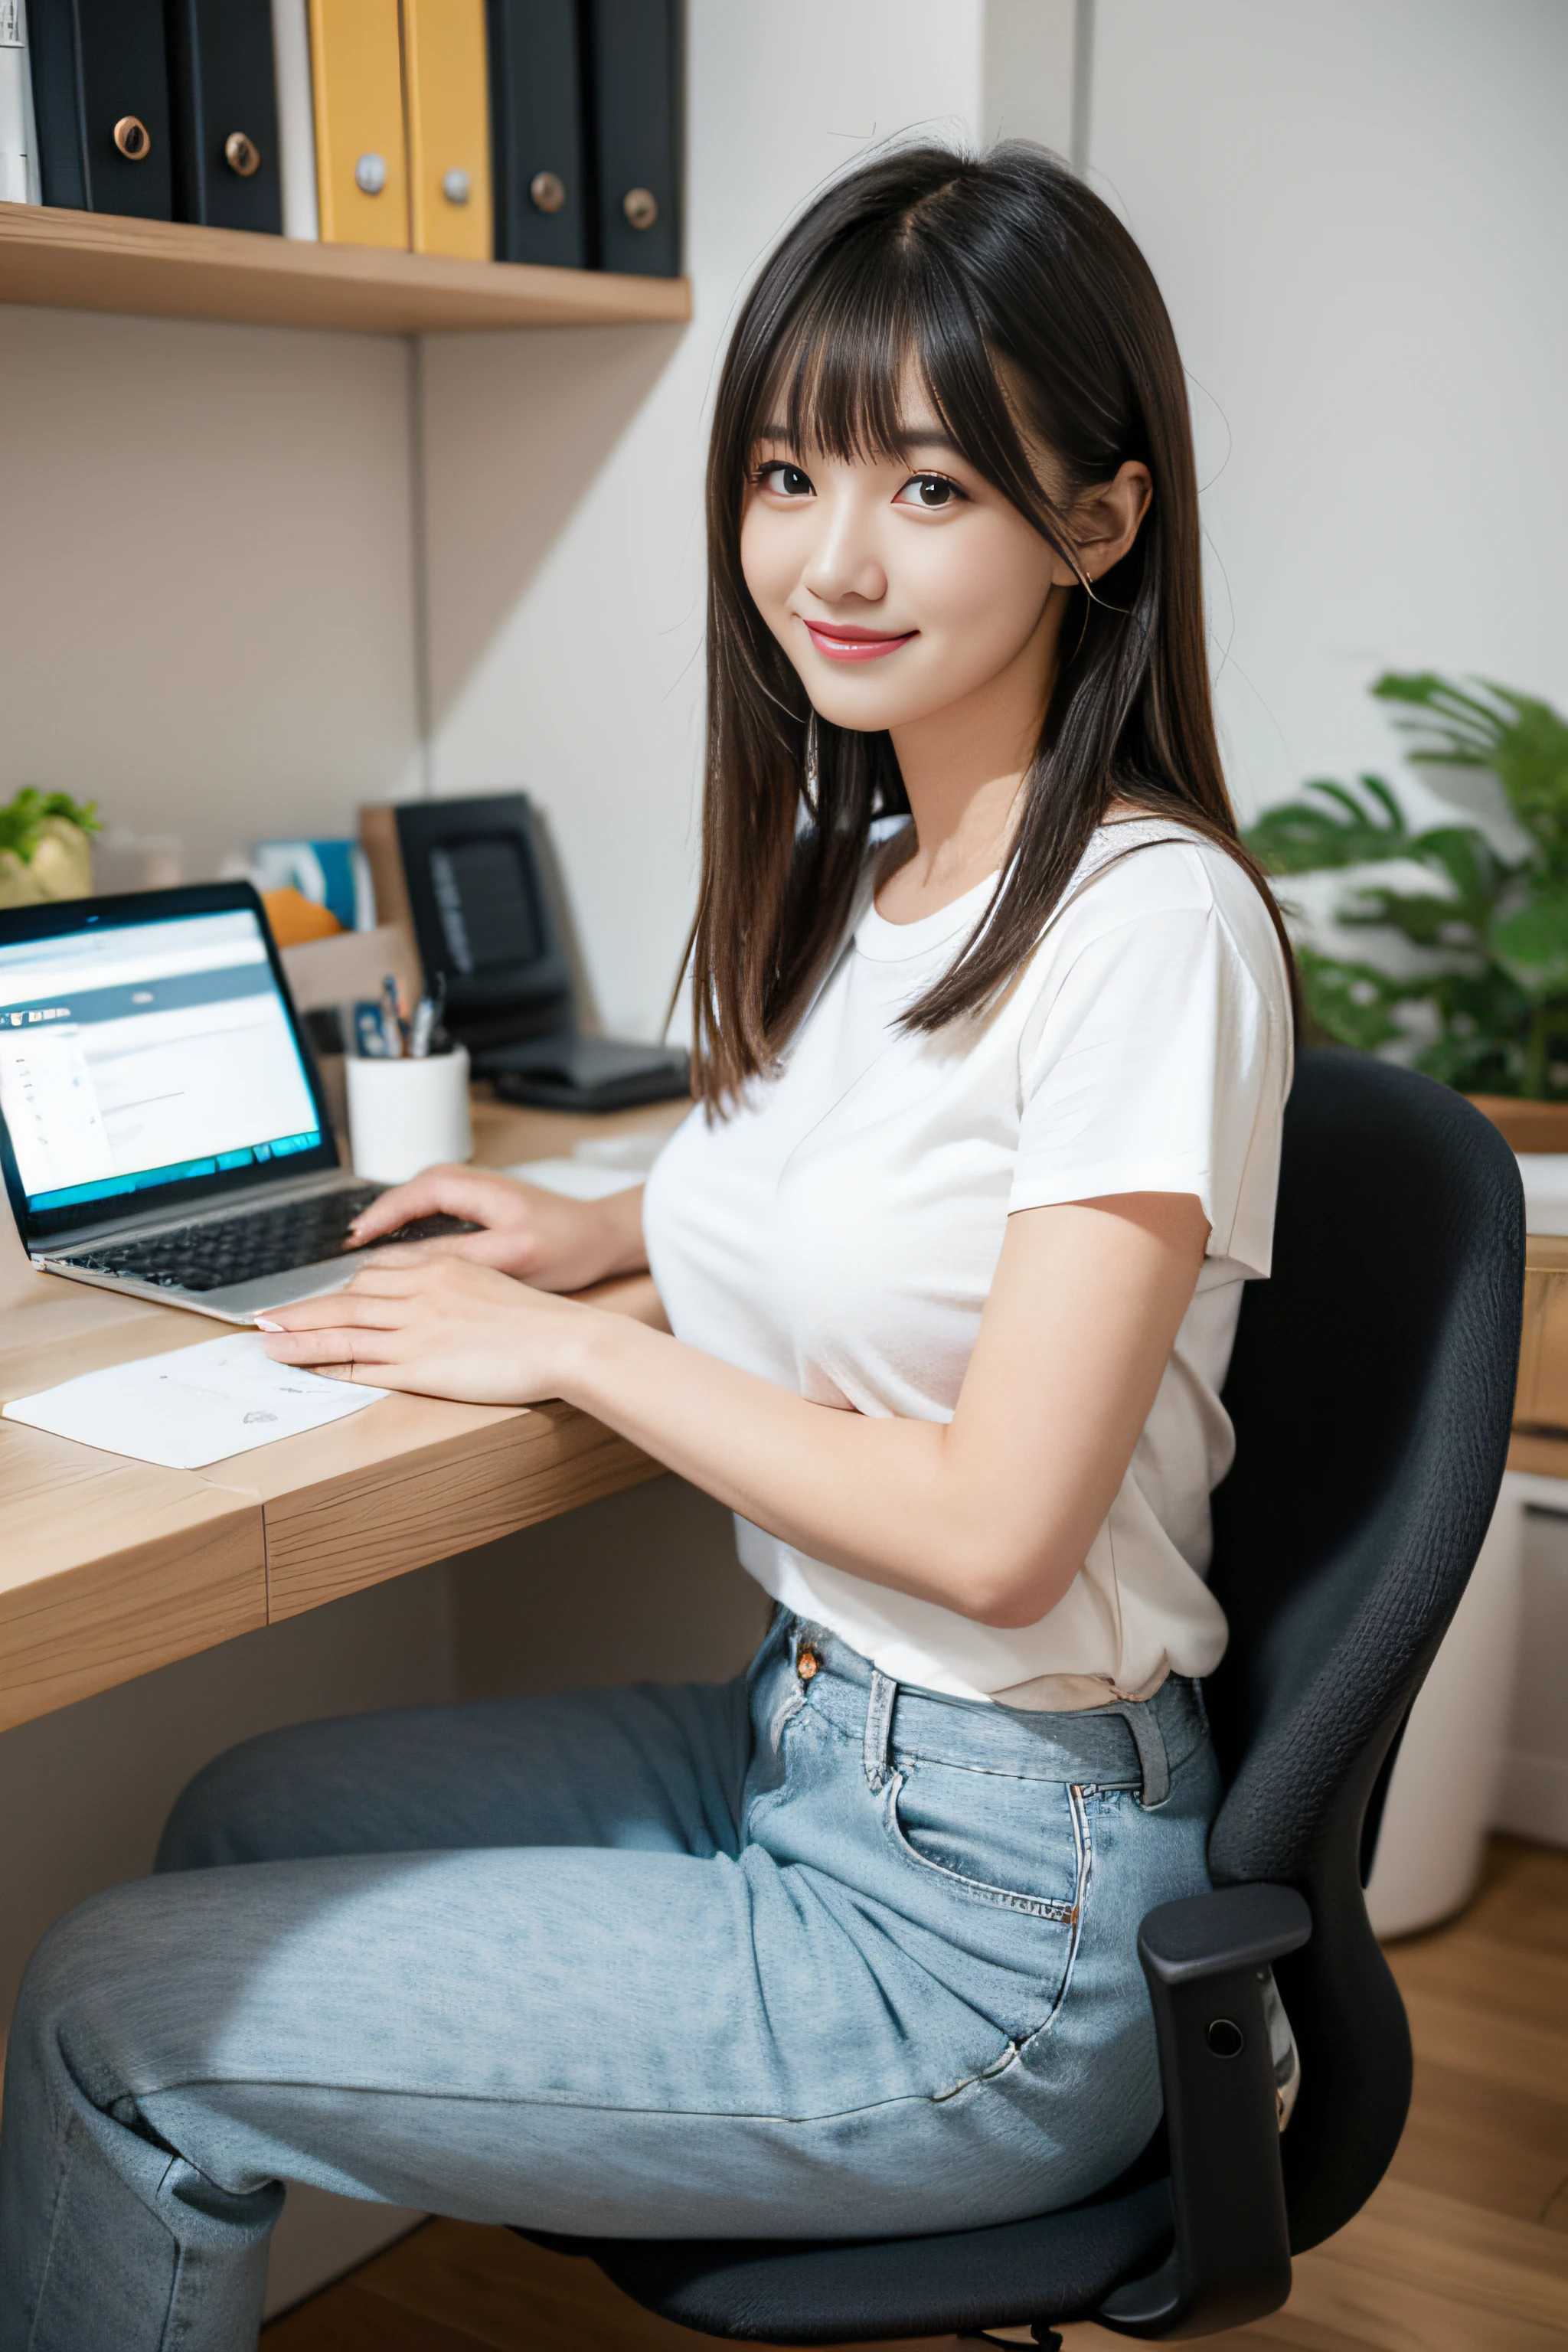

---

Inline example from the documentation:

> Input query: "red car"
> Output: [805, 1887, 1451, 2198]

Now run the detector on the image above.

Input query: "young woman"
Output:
[0, 144, 1291, 2348]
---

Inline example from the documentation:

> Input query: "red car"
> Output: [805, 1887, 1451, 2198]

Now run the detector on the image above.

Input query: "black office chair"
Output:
[531, 1050, 1524, 2344]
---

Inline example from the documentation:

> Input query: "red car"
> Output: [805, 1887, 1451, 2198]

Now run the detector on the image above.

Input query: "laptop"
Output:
[0, 881, 472, 1324]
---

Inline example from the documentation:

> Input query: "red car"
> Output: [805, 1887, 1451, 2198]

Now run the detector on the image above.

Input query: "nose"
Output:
[799, 485, 887, 608]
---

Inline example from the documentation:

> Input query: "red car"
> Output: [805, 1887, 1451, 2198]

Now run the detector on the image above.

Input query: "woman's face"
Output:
[738, 383, 1077, 738]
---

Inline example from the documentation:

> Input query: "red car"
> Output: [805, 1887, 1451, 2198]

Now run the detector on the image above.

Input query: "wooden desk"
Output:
[0, 1093, 688, 1737]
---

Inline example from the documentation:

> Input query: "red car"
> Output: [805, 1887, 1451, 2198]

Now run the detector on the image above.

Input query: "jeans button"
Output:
[796, 1645, 821, 1683]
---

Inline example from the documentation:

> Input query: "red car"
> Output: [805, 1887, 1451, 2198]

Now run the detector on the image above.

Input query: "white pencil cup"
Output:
[346, 1046, 472, 1184]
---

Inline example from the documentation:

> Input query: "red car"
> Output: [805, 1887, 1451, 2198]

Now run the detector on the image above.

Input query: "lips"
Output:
[802, 621, 917, 662]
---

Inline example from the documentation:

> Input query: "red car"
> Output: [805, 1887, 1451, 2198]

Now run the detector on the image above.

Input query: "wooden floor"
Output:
[263, 1838, 1568, 2352]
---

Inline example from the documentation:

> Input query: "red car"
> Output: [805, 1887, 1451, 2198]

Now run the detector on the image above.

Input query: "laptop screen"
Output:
[0, 900, 326, 1233]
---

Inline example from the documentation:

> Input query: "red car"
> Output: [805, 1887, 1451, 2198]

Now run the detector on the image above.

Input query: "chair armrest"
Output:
[1096, 1883, 1312, 2341]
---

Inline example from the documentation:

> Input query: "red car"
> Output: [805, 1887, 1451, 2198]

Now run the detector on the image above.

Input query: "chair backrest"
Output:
[1207, 1048, 1522, 2253]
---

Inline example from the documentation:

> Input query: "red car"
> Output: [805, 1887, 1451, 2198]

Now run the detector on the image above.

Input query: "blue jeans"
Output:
[0, 1612, 1218, 2350]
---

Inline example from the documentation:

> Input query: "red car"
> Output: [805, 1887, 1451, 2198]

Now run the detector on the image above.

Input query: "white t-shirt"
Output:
[642, 820, 1293, 1705]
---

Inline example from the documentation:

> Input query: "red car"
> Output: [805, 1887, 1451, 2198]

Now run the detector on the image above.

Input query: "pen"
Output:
[409, 975, 446, 1059]
[380, 975, 406, 1058]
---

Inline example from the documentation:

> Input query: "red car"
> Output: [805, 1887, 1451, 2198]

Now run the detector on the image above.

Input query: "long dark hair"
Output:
[688, 140, 1293, 1109]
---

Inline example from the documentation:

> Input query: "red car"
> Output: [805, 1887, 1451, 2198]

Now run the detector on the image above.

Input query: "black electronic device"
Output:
[361, 795, 689, 1113]
[0, 881, 474, 1322]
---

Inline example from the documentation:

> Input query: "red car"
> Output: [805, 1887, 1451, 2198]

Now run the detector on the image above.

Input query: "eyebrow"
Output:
[751, 423, 968, 462]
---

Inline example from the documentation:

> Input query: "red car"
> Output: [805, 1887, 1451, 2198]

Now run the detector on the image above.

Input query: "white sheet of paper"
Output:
[502, 1157, 642, 1200]
[2, 1332, 386, 1470]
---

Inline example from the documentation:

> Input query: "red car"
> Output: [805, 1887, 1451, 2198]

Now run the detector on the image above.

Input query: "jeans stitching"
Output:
[879, 1763, 1083, 1922]
[1019, 1782, 1093, 2046]
[932, 1783, 1094, 2092]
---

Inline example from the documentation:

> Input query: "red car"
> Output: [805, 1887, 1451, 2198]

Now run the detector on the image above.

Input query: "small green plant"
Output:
[0, 787, 99, 861]
[1245, 674, 1568, 1099]
[0, 788, 101, 909]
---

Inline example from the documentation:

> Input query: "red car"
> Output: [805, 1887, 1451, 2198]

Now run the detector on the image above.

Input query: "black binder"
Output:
[165, 0, 282, 234]
[28, 0, 172, 217]
[586, 0, 680, 278]
[486, 0, 590, 269]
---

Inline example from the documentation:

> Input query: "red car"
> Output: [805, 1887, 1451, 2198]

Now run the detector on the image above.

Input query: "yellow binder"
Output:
[402, 0, 492, 260]
[309, 0, 410, 250]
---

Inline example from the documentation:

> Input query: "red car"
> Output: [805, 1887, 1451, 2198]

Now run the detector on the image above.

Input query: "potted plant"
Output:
[1245, 672, 1568, 1151]
[0, 789, 100, 910]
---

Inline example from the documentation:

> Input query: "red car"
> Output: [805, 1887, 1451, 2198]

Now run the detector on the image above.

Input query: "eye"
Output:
[754, 461, 815, 498]
[894, 472, 965, 511]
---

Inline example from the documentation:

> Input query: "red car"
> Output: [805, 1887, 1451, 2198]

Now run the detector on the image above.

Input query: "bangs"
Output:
[746, 224, 1067, 541]
[693, 141, 1286, 1110]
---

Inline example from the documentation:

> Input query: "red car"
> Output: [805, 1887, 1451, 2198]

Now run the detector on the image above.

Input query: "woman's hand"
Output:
[258, 1258, 590, 1405]
[347, 1165, 646, 1293]
[260, 1193, 1209, 1636]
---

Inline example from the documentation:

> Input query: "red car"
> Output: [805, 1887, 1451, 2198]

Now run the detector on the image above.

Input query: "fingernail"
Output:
[254, 1317, 285, 1331]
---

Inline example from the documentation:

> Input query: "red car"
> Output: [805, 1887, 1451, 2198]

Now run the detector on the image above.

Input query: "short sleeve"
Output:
[1009, 868, 1288, 1276]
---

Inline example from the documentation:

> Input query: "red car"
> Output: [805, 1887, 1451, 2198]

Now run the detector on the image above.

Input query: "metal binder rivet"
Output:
[529, 170, 566, 214]
[622, 185, 658, 230]
[113, 116, 151, 161]
[354, 152, 387, 196]
[224, 132, 261, 178]
[442, 168, 471, 205]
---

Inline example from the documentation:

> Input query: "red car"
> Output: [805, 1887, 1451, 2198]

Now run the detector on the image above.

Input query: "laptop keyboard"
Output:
[60, 1187, 477, 1295]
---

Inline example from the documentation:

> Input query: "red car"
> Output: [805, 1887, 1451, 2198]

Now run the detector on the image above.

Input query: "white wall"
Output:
[6, 5, 1563, 1005]
[1085, 0, 1568, 823]
[982, 0, 1075, 157]
[420, 0, 991, 1038]
[420, 0, 1568, 1027]
[0, 310, 422, 881]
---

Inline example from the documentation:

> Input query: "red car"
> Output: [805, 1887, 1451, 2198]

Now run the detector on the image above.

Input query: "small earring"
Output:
[804, 710, 821, 817]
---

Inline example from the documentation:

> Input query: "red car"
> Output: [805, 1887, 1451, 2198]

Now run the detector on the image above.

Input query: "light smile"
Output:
[801, 620, 918, 663]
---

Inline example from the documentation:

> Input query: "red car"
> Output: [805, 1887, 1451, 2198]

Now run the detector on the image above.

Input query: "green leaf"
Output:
[1488, 883, 1568, 1001]
[1295, 946, 1410, 1051]
[1374, 671, 1568, 877]
[1372, 671, 1508, 765]
[1245, 774, 1410, 874]
[0, 788, 100, 861]
[1406, 825, 1516, 928]
[1338, 886, 1483, 949]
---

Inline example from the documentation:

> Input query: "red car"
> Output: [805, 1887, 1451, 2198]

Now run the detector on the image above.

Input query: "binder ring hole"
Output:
[530, 171, 567, 215]
[1206, 2018, 1245, 2059]
[622, 186, 658, 231]
[355, 153, 387, 197]
[224, 132, 261, 178]
[113, 117, 151, 162]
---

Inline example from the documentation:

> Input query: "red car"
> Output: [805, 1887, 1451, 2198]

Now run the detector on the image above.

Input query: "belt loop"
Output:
[1104, 1698, 1171, 1809]
[864, 1670, 897, 1792]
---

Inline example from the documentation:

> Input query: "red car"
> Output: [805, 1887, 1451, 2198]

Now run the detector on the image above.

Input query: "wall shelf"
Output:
[0, 202, 691, 335]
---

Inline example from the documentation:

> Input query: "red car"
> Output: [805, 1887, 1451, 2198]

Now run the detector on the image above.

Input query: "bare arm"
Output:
[260, 1191, 1207, 1629]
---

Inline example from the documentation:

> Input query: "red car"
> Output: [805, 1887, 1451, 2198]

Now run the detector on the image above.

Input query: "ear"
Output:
[1072, 460, 1154, 583]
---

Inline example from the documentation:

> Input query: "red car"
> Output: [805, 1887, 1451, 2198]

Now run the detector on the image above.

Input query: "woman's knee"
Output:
[8, 1880, 165, 2105]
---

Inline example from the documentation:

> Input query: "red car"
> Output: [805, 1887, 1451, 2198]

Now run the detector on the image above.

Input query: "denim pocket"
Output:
[883, 1757, 1089, 1921]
